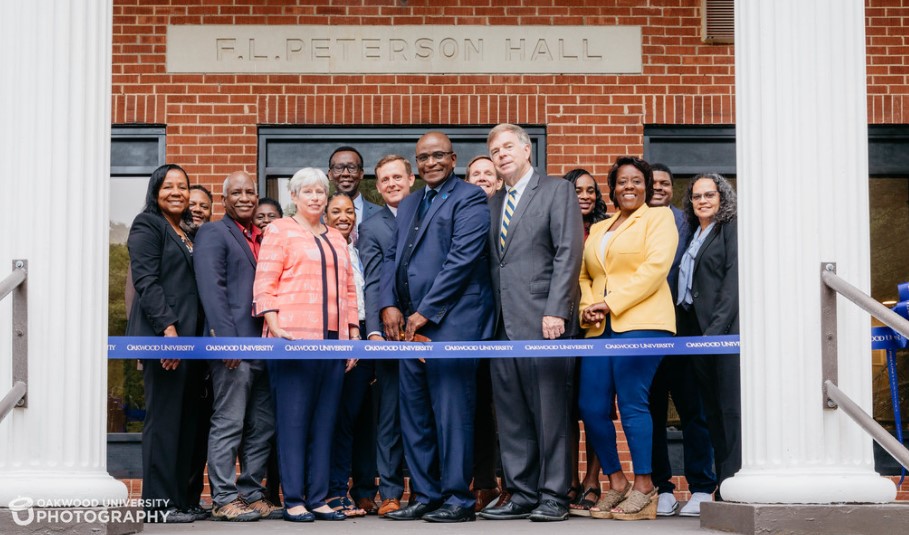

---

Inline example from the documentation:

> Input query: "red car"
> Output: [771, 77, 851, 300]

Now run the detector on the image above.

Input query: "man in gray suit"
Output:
[357, 154, 415, 516]
[478, 124, 584, 523]
[194, 171, 280, 522]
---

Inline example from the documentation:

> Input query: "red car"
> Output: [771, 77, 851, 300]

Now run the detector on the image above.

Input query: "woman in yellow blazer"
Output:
[578, 157, 678, 521]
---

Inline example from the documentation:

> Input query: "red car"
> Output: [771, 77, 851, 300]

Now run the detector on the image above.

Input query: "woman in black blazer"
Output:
[126, 164, 204, 523]
[676, 173, 739, 506]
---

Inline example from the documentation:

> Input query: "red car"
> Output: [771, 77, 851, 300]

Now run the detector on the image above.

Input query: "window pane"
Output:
[109, 176, 147, 433]
[869, 177, 909, 431]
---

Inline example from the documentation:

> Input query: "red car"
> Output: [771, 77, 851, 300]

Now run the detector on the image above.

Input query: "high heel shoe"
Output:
[569, 486, 601, 517]
[611, 489, 658, 521]
[589, 481, 631, 519]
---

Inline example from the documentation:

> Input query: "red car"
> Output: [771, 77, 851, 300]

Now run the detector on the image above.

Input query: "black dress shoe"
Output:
[312, 509, 346, 521]
[385, 501, 440, 520]
[187, 505, 211, 521]
[144, 508, 195, 523]
[477, 500, 535, 520]
[422, 504, 476, 523]
[529, 499, 569, 522]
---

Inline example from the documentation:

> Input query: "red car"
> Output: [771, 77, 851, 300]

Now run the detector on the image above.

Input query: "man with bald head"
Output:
[194, 171, 281, 521]
[380, 132, 494, 522]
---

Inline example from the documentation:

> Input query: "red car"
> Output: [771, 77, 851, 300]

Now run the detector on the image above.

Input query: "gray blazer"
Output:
[488, 171, 584, 340]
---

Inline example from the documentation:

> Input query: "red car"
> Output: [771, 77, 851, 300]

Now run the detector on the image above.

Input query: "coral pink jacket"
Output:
[253, 218, 358, 340]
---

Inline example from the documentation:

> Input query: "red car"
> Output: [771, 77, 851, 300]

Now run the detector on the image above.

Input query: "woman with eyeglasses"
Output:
[676, 173, 739, 503]
[577, 156, 677, 521]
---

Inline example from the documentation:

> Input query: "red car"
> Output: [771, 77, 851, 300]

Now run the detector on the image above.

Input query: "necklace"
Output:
[166, 219, 193, 252]
[292, 215, 325, 237]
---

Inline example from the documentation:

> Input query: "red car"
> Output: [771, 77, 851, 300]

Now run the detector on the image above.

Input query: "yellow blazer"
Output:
[579, 204, 678, 337]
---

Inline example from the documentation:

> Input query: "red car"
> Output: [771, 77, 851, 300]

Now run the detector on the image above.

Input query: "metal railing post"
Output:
[12, 259, 27, 408]
[0, 259, 28, 422]
[821, 263, 838, 409]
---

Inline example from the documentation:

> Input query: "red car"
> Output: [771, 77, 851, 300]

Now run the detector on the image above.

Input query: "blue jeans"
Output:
[579, 325, 668, 476]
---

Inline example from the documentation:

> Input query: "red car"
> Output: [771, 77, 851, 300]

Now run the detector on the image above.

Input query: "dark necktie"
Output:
[416, 189, 437, 224]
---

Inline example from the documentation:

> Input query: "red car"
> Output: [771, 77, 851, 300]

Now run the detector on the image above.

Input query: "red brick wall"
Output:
[113, 0, 742, 192]
[111, 0, 909, 501]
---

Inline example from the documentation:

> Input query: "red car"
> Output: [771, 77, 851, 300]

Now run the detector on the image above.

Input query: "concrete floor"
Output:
[142, 513, 713, 534]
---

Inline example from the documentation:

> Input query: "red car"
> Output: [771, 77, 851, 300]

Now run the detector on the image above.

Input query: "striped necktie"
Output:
[499, 187, 518, 251]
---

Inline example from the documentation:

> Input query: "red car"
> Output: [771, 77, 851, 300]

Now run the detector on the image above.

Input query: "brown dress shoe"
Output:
[473, 488, 501, 512]
[356, 497, 379, 515]
[378, 498, 401, 517]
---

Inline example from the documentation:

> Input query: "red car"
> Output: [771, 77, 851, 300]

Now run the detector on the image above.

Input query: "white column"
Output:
[724, 0, 894, 503]
[0, 0, 126, 505]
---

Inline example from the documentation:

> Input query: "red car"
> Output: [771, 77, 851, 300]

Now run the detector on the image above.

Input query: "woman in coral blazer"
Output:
[253, 167, 359, 523]
[578, 157, 678, 521]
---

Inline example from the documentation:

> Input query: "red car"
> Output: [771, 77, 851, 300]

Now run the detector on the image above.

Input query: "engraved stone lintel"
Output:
[167, 25, 642, 74]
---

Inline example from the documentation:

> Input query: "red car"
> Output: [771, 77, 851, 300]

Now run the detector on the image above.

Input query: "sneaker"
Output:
[656, 493, 679, 516]
[211, 498, 261, 522]
[378, 497, 401, 517]
[245, 497, 283, 520]
[679, 492, 712, 517]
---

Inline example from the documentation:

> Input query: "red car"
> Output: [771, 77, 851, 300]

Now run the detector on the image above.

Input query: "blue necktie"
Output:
[417, 189, 437, 224]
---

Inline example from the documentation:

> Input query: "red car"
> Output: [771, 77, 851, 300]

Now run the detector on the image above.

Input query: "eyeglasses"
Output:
[691, 191, 719, 201]
[415, 151, 453, 163]
[330, 163, 362, 174]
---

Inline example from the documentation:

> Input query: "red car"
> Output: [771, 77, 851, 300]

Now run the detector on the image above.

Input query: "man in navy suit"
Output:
[357, 154, 416, 516]
[380, 132, 495, 523]
[329, 146, 381, 243]
[193, 171, 280, 522]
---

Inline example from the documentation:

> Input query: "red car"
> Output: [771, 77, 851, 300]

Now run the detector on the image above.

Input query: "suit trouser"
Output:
[142, 359, 206, 511]
[579, 328, 666, 476]
[677, 308, 741, 500]
[374, 359, 405, 500]
[399, 358, 477, 508]
[649, 355, 717, 495]
[187, 371, 212, 506]
[473, 359, 498, 490]
[328, 360, 378, 500]
[491, 356, 574, 508]
[269, 358, 344, 509]
[350, 380, 379, 501]
[207, 359, 275, 507]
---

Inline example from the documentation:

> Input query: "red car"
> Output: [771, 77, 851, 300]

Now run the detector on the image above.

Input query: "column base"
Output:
[701, 501, 909, 535]
[721, 468, 896, 503]
[0, 471, 128, 506]
[0, 507, 142, 535]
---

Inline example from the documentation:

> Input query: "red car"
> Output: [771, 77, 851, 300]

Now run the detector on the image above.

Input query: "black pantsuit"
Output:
[679, 218, 740, 499]
[126, 211, 203, 512]
[142, 360, 206, 510]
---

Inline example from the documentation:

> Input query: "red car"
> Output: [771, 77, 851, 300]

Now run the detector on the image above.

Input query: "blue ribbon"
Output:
[885, 282, 909, 485]
[107, 334, 741, 360]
